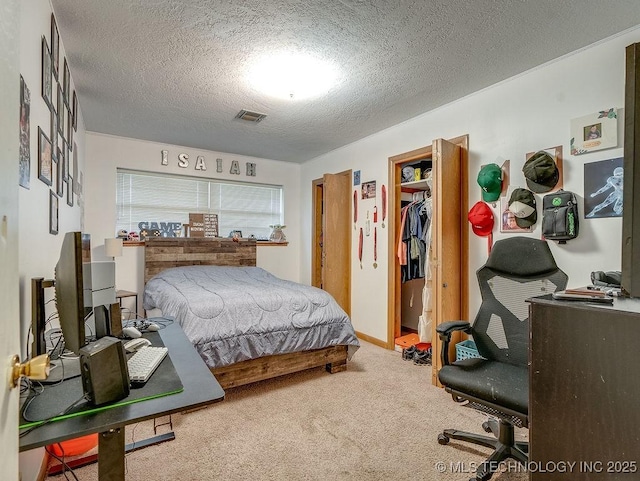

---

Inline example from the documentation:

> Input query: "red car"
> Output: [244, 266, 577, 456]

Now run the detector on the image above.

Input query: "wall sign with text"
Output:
[161, 150, 256, 177]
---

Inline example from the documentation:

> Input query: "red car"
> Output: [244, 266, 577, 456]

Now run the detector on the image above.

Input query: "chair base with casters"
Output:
[435, 237, 568, 481]
[438, 418, 528, 481]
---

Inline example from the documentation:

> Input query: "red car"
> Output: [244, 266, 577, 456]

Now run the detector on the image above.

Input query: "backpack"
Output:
[541, 190, 579, 244]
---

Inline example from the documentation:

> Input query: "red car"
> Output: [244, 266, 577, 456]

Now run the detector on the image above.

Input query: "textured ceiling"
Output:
[51, 0, 640, 163]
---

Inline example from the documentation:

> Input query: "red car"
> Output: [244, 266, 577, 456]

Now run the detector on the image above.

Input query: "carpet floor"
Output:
[48, 340, 529, 480]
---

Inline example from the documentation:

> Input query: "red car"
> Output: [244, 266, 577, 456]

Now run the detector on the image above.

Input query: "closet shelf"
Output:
[399, 179, 430, 192]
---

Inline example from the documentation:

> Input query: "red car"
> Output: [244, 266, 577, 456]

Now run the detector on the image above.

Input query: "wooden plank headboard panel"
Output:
[144, 238, 257, 283]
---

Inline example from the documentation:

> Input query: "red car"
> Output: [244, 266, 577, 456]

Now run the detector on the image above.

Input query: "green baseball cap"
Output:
[477, 163, 503, 202]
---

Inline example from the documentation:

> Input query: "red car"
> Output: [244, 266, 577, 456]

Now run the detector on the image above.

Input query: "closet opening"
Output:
[387, 136, 469, 386]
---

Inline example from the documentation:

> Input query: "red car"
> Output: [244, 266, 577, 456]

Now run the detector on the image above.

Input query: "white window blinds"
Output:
[116, 170, 283, 239]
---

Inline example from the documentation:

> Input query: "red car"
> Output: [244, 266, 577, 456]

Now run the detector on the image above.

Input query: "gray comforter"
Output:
[143, 265, 359, 368]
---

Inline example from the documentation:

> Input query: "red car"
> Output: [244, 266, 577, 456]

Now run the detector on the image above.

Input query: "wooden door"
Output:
[430, 138, 464, 386]
[312, 171, 351, 316]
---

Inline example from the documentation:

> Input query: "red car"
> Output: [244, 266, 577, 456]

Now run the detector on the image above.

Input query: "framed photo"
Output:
[66, 175, 74, 207]
[56, 146, 64, 197]
[353, 170, 361, 186]
[67, 107, 73, 146]
[41, 36, 53, 109]
[63, 58, 70, 106]
[38, 127, 53, 186]
[361, 180, 376, 199]
[50, 108, 58, 155]
[72, 142, 79, 194]
[584, 157, 624, 219]
[49, 190, 58, 235]
[570, 108, 618, 155]
[19, 76, 31, 189]
[499, 195, 533, 233]
[62, 139, 69, 181]
[72, 90, 78, 131]
[57, 84, 65, 138]
[51, 14, 59, 79]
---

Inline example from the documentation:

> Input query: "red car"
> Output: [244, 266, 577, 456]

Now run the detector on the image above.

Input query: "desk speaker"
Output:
[80, 336, 130, 406]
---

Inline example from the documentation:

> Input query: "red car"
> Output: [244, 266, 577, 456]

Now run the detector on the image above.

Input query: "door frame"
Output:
[386, 135, 469, 348]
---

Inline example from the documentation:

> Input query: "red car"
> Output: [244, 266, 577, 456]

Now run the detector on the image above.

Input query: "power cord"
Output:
[45, 445, 80, 481]
[20, 395, 85, 437]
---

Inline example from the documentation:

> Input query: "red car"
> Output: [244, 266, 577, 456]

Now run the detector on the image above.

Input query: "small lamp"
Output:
[105, 237, 123, 259]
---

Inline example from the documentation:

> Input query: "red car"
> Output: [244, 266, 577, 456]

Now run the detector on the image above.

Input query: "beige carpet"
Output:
[48, 341, 529, 480]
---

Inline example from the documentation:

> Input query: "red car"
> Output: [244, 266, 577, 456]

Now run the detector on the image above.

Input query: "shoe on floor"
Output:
[402, 345, 418, 361]
[413, 348, 432, 366]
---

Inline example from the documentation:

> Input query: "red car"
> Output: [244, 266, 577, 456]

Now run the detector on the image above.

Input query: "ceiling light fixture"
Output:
[247, 52, 339, 101]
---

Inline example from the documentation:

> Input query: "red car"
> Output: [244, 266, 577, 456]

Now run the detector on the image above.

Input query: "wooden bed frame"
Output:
[144, 237, 349, 389]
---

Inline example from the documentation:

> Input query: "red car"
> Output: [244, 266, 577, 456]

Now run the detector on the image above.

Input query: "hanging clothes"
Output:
[398, 191, 433, 283]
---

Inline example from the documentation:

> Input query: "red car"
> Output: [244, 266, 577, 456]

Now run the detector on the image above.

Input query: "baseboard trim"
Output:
[355, 331, 390, 349]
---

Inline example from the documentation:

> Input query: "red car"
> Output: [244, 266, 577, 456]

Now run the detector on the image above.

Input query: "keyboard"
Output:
[127, 346, 168, 386]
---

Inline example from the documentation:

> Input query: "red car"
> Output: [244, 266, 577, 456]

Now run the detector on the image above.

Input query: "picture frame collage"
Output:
[40, 13, 80, 234]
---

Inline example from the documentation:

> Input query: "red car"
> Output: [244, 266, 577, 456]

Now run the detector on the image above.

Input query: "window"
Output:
[116, 169, 283, 239]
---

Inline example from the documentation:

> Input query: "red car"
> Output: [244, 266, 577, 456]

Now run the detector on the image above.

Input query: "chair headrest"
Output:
[484, 237, 558, 276]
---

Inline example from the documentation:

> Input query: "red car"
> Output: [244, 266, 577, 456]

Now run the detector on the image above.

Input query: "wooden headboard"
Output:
[144, 238, 257, 284]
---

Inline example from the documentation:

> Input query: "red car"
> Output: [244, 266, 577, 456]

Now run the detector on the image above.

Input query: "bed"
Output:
[143, 237, 359, 389]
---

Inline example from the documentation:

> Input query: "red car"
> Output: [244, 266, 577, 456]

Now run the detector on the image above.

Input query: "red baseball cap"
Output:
[468, 201, 494, 237]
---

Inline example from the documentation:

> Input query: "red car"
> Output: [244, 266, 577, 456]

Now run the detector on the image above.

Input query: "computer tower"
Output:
[80, 336, 130, 406]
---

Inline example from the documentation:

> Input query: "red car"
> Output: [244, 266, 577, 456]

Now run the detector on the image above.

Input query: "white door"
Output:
[1, 1, 22, 479]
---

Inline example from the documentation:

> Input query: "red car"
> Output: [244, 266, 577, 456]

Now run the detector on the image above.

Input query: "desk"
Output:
[529, 296, 640, 480]
[19, 321, 225, 481]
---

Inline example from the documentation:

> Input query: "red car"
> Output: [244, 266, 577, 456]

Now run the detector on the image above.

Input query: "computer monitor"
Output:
[54, 231, 92, 354]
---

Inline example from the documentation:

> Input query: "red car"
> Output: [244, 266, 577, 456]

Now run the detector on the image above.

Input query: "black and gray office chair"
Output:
[436, 237, 567, 481]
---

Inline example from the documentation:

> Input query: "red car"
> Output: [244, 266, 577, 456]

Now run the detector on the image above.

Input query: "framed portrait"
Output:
[583, 157, 624, 219]
[353, 170, 361, 186]
[38, 127, 53, 186]
[62, 139, 69, 181]
[57, 84, 65, 138]
[499, 195, 533, 233]
[51, 14, 59, 79]
[72, 142, 79, 194]
[56, 146, 64, 197]
[49, 190, 58, 235]
[63, 58, 70, 106]
[19, 76, 31, 189]
[41, 36, 53, 109]
[67, 107, 73, 146]
[570, 108, 618, 155]
[50, 108, 58, 155]
[361, 180, 376, 199]
[72, 90, 78, 131]
[66, 175, 74, 207]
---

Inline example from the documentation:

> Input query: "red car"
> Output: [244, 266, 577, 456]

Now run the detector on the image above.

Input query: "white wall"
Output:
[18, 1, 86, 478]
[18, 0, 85, 352]
[300, 27, 640, 343]
[84, 133, 302, 315]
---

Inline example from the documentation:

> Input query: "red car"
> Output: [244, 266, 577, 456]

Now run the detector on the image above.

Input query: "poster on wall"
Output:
[583, 157, 623, 219]
[19, 76, 31, 189]
[361, 180, 376, 199]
